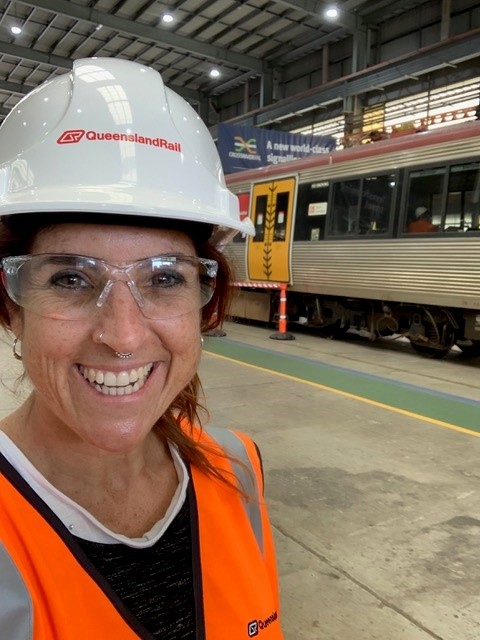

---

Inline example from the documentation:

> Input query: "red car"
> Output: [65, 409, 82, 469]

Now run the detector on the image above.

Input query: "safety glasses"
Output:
[1, 253, 218, 320]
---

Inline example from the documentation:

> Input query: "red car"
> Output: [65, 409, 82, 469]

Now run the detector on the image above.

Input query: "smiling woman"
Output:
[0, 58, 283, 640]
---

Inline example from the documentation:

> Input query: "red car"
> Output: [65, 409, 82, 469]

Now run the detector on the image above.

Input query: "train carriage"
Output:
[224, 120, 480, 358]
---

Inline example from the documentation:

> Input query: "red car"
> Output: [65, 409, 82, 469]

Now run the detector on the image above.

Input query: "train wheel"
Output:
[408, 309, 457, 359]
[409, 341, 451, 359]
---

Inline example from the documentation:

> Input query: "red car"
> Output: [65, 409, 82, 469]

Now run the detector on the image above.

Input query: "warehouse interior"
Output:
[0, 1, 478, 144]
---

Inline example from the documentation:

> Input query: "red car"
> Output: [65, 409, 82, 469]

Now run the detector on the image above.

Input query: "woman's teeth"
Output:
[78, 364, 153, 396]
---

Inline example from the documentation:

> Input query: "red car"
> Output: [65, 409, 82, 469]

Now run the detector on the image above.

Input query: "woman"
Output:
[0, 58, 283, 639]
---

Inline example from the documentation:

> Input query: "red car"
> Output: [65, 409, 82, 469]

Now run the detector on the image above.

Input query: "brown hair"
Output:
[0, 214, 240, 488]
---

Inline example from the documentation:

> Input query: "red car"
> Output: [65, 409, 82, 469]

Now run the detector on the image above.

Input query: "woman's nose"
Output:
[94, 281, 148, 352]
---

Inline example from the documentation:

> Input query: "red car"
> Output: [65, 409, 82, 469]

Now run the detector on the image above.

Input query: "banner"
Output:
[217, 123, 336, 173]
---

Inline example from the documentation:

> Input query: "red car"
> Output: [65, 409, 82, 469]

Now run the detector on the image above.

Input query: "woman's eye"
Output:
[151, 270, 186, 288]
[49, 270, 91, 290]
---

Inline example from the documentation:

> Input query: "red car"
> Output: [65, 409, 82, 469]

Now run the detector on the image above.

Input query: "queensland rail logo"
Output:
[57, 129, 85, 144]
[57, 129, 182, 152]
[247, 611, 278, 637]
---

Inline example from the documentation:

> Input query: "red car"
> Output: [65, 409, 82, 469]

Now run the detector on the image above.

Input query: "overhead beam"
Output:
[269, 26, 346, 67]
[209, 70, 260, 96]
[0, 78, 32, 96]
[211, 27, 480, 132]
[17, 0, 265, 73]
[210, 23, 347, 95]
[359, 0, 422, 23]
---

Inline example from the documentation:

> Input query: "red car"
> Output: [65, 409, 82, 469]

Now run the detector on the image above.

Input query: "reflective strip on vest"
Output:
[206, 426, 264, 555]
[0, 543, 33, 639]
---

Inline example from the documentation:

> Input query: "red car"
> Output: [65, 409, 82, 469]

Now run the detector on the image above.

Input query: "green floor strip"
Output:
[204, 336, 480, 433]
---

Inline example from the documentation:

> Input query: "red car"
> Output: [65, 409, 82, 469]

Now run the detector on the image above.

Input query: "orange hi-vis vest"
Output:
[0, 426, 283, 639]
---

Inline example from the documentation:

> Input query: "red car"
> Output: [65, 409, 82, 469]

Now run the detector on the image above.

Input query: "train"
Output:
[223, 119, 480, 358]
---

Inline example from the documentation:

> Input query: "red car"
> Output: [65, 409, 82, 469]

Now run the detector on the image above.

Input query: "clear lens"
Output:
[1, 254, 218, 320]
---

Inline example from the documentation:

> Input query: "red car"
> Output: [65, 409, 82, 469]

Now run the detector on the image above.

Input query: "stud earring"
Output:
[12, 337, 22, 361]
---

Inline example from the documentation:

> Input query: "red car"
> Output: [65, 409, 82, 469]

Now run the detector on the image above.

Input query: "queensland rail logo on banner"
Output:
[217, 122, 336, 173]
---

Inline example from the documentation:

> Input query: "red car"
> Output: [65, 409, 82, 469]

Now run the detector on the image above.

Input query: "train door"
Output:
[246, 177, 296, 282]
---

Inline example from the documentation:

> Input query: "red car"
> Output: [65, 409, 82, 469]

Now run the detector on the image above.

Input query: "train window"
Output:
[252, 194, 267, 242]
[359, 174, 395, 235]
[328, 173, 396, 238]
[274, 191, 289, 241]
[445, 162, 480, 232]
[329, 179, 361, 235]
[404, 167, 445, 233]
[294, 181, 329, 241]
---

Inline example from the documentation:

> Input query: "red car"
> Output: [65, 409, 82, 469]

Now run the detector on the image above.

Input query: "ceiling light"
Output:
[162, 13, 174, 24]
[10, 26, 22, 35]
[325, 6, 339, 19]
[209, 68, 220, 78]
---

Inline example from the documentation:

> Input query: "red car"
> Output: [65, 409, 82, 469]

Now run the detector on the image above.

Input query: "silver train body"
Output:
[224, 121, 480, 358]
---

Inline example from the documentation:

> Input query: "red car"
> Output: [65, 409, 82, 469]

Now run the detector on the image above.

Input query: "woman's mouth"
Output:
[78, 364, 154, 396]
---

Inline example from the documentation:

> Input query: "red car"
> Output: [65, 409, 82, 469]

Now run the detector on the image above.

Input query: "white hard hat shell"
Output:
[415, 206, 428, 218]
[0, 58, 254, 237]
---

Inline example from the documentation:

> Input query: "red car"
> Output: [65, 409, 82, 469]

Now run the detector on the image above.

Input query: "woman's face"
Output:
[9, 223, 203, 454]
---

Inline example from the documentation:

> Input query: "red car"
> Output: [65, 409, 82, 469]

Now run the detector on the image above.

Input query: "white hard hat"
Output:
[0, 58, 254, 239]
[415, 206, 428, 218]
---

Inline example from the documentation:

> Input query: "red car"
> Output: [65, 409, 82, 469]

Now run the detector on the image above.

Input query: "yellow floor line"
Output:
[204, 351, 480, 438]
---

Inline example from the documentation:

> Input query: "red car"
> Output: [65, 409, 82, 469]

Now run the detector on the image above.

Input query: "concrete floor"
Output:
[200, 322, 480, 640]
[2, 326, 480, 639]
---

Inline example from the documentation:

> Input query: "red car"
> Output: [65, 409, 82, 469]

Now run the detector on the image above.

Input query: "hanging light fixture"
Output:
[324, 5, 339, 20]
